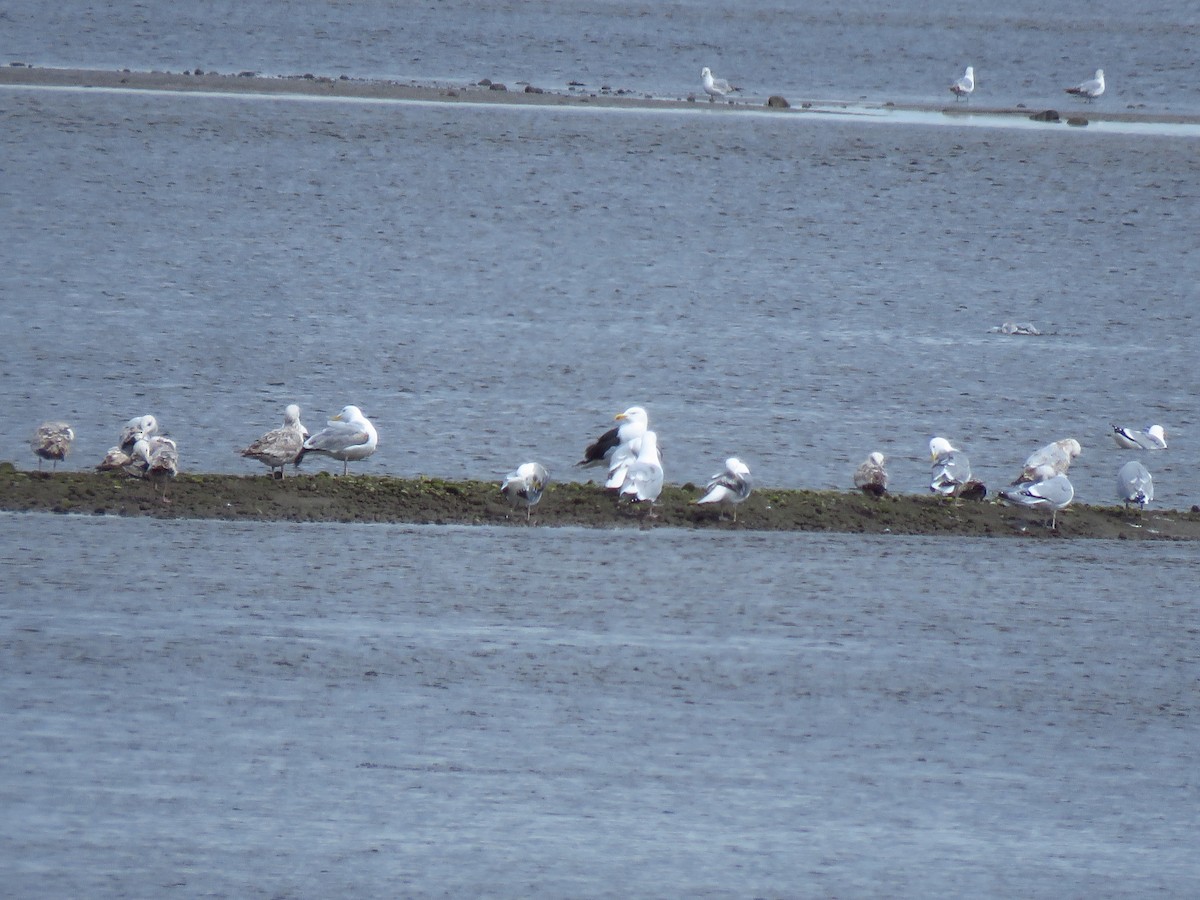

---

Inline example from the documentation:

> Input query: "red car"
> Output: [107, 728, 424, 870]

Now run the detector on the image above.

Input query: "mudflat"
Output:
[3, 464, 1198, 539]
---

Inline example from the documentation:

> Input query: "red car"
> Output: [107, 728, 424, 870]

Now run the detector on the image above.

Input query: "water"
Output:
[2, 513, 1198, 895]
[3, 2, 1200, 893]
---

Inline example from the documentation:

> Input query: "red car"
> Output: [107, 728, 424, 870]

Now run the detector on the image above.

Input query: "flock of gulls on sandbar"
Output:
[29, 402, 1167, 529]
[698, 64, 1106, 103]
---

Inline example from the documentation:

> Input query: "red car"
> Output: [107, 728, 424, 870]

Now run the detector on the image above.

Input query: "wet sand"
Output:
[3, 463, 1198, 539]
[4, 64, 1199, 125]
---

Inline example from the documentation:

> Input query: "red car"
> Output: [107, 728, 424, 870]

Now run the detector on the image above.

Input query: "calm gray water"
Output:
[3, 3, 1200, 894]
[2, 513, 1198, 896]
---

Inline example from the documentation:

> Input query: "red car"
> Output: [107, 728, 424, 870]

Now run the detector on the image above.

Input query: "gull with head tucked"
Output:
[854, 452, 888, 497]
[297, 405, 378, 475]
[1065, 69, 1104, 100]
[950, 66, 974, 100]
[501, 462, 550, 521]
[1111, 424, 1166, 450]
[695, 457, 753, 521]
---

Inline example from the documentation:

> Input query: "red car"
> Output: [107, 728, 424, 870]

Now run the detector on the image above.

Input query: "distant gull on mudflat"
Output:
[297, 405, 378, 475]
[1065, 69, 1104, 100]
[1001, 473, 1075, 529]
[240, 403, 308, 478]
[701, 67, 739, 102]
[1117, 460, 1153, 510]
[32, 421, 74, 470]
[501, 461, 550, 521]
[695, 457, 753, 521]
[950, 66, 974, 100]
[1110, 424, 1167, 450]
[853, 452, 888, 497]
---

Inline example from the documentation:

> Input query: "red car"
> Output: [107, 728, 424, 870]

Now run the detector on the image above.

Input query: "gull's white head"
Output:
[701, 67, 712, 79]
[332, 405, 364, 423]
[1146, 424, 1166, 445]
[615, 406, 648, 424]
[726, 457, 750, 476]
[284, 404, 302, 425]
[1058, 438, 1082, 459]
[868, 451, 886, 466]
[929, 437, 957, 460]
[965, 66, 974, 79]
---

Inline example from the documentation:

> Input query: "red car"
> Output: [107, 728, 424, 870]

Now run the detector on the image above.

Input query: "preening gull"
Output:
[695, 457, 753, 521]
[617, 430, 664, 510]
[1117, 461, 1153, 510]
[853, 452, 888, 497]
[1110, 424, 1167, 450]
[578, 405, 648, 470]
[1000, 473, 1074, 529]
[240, 404, 308, 478]
[297, 405, 378, 475]
[501, 462, 550, 521]
[1065, 69, 1104, 100]
[32, 421, 74, 470]
[930, 437, 972, 496]
[701, 67, 739, 102]
[133, 435, 179, 503]
[97, 446, 138, 474]
[950, 66, 975, 100]
[1012, 438, 1081, 484]
[119, 414, 158, 453]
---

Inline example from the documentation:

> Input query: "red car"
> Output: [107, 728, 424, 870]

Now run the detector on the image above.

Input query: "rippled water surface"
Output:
[3, 3, 1200, 893]
[2, 514, 1198, 895]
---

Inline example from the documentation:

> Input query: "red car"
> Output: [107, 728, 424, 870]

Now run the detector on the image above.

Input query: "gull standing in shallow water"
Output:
[1117, 461, 1153, 510]
[240, 404, 308, 478]
[617, 430, 664, 512]
[853, 452, 888, 496]
[695, 457, 753, 521]
[701, 67, 738, 102]
[297, 405, 378, 475]
[1065, 69, 1105, 100]
[32, 421, 74, 470]
[950, 66, 974, 100]
[1001, 473, 1074, 529]
[1110, 424, 1167, 450]
[501, 462, 550, 521]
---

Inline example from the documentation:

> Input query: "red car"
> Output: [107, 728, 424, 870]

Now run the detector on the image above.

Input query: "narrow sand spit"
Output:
[3, 464, 1199, 539]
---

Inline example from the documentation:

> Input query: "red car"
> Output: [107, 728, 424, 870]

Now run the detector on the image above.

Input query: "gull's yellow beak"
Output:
[614, 412, 627, 421]
[332, 413, 345, 422]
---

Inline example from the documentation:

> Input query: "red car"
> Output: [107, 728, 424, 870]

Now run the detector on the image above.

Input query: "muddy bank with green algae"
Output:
[3, 463, 1199, 540]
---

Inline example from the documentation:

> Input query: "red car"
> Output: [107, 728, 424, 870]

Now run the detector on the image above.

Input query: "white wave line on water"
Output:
[5, 81, 1200, 139]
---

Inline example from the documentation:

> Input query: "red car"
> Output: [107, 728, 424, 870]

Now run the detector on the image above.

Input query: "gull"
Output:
[31, 421, 74, 470]
[1000, 473, 1074, 529]
[240, 404, 308, 478]
[701, 67, 739, 102]
[695, 457, 753, 521]
[97, 446, 140, 475]
[853, 452, 888, 497]
[617, 430, 664, 512]
[930, 437, 971, 496]
[578, 405, 648, 471]
[950, 66, 974, 100]
[1065, 69, 1104, 100]
[118, 414, 158, 453]
[1117, 461, 1153, 510]
[1110, 424, 1167, 450]
[501, 462, 550, 521]
[1012, 438, 1081, 484]
[297, 405, 378, 475]
[133, 435, 179, 503]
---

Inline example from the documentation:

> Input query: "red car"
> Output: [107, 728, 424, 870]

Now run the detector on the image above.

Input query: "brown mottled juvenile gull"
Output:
[240, 404, 307, 478]
[32, 421, 74, 470]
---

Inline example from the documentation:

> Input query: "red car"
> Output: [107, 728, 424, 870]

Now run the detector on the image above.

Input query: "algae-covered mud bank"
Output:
[3, 464, 1199, 539]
